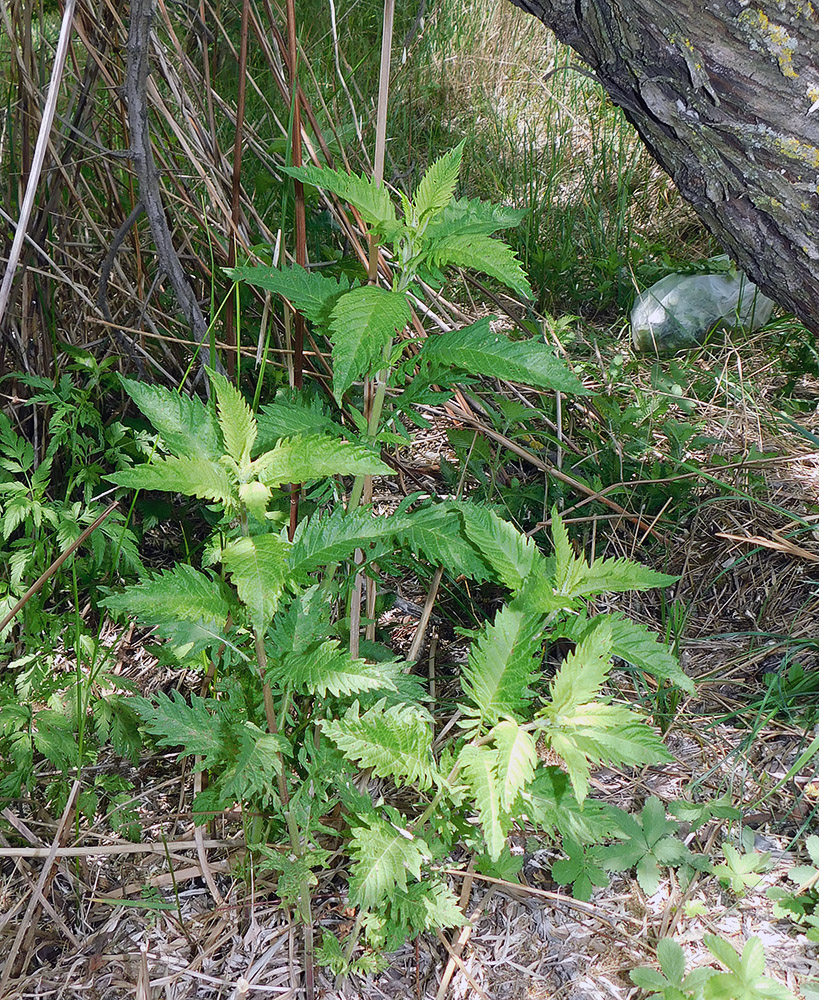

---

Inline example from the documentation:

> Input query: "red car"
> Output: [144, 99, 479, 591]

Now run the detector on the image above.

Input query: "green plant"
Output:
[631, 938, 715, 1000]
[103, 149, 691, 962]
[551, 834, 609, 901]
[767, 834, 819, 940]
[713, 832, 771, 895]
[601, 797, 701, 894]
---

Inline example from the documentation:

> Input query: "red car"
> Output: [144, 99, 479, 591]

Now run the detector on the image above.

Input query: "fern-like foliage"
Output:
[421, 318, 588, 395]
[119, 377, 221, 460]
[348, 811, 430, 910]
[249, 434, 389, 488]
[220, 534, 290, 632]
[491, 719, 537, 812]
[225, 263, 348, 326]
[538, 622, 671, 800]
[135, 691, 226, 768]
[321, 700, 437, 790]
[327, 286, 412, 401]
[452, 502, 543, 592]
[392, 503, 493, 582]
[458, 743, 512, 860]
[425, 234, 532, 299]
[287, 506, 398, 580]
[268, 640, 398, 698]
[282, 164, 403, 242]
[460, 600, 543, 724]
[558, 612, 694, 692]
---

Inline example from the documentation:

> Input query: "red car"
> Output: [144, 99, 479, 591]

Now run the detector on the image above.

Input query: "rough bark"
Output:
[508, 0, 819, 332]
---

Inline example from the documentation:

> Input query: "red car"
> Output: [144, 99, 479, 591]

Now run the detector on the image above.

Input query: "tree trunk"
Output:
[507, 0, 819, 332]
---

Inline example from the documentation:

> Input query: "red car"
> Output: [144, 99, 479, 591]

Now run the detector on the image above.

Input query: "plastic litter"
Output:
[631, 270, 776, 353]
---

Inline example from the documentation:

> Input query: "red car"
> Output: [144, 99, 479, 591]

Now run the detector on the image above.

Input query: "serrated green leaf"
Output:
[426, 234, 533, 298]
[394, 504, 492, 582]
[102, 563, 232, 631]
[283, 164, 401, 241]
[135, 691, 225, 768]
[548, 620, 613, 717]
[424, 196, 525, 239]
[459, 743, 509, 860]
[412, 141, 464, 222]
[421, 318, 587, 394]
[348, 813, 429, 910]
[107, 454, 235, 506]
[207, 369, 256, 466]
[322, 701, 436, 789]
[492, 720, 537, 811]
[226, 263, 347, 326]
[249, 434, 390, 487]
[269, 640, 398, 698]
[255, 393, 341, 453]
[327, 286, 411, 401]
[523, 765, 615, 843]
[221, 533, 290, 632]
[580, 556, 678, 596]
[657, 938, 687, 984]
[452, 501, 543, 591]
[288, 505, 397, 580]
[119, 377, 221, 460]
[461, 601, 543, 724]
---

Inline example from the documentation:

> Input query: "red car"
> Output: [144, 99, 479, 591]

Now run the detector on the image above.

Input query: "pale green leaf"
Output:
[226, 262, 347, 325]
[461, 601, 543, 724]
[288, 506, 397, 580]
[328, 286, 411, 401]
[348, 813, 429, 910]
[421, 318, 588, 394]
[426, 234, 532, 298]
[108, 454, 235, 506]
[283, 164, 401, 240]
[424, 196, 525, 239]
[119, 377, 221, 460]
[269, 640, 398, 698]
[249, 434, 390, 488]
[102, 563, 231, 628]
[459, 743, 508, 861]
[321, 700, 437, 789]
[207, 369, 256, 466]
[221, 533, 290, 632]
[492, 720, 537, 811]
[547, 620, 613, 717]
[255, 393, 341, 452]
[412, 141, 464, 222]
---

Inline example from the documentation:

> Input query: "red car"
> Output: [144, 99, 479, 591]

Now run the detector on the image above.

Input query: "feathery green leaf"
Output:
[119, 377, 221, 460]
[348, 813, 430, 910]
[288, 506, 398, 580]
[207, 369, 256, 466]
[226, 262, 347, 326]
[425, 234, 532, 298]
[249, 434, 390, 488]
[283, 164, 401, 241]
[458, 743, 509, 861]
[107, 454, 235, 506]
[452, 502, 543, 592]
[492, 720, 537, 811]
[269, 640, 399, 698]
[412, 141, 464, 222]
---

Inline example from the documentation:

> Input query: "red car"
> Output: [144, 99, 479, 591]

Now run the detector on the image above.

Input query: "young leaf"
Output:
[703, 935, 797, 1000]
[282, 164, 401, 241]
[321, 700, 437, 790]
[602, 799, 692, 895]
[458, 742, 509, 861]
[255, 393, 342, 453]
[268, 640, 399, 698]
[713, 843, 771, 895]
[220, 533, 290, 632]
[287, 505, 398, 579]
[421, 318, 588, 395]
[108, 454, 235, 506]
[119, 377, 221, 460]
[207, 369, 256, 466]
[631, 938, 714, 1000]
[461, 601, 544, 724]
[412, 141, 464, 223]
[226, 263, 347, 326]
[425, 234, 533, 299]
[103, 563, 231, 627]
[348, 813, 430, 910]
[327, 286, 411, 401]
[249, 434, 390, 488]
[491, 719, 537, 811]
[552, 835, 609, 901]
